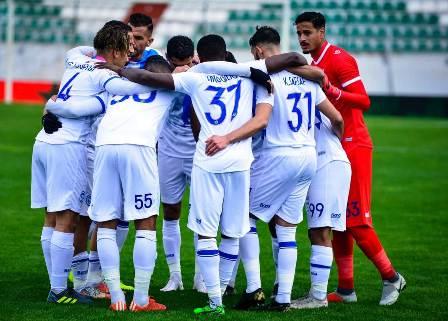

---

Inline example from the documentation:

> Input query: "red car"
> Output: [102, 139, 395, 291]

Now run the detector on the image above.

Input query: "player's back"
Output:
[96, 89, 174, 148]
[36, 50, 118, 144]
[264, 70, 324, 149]
[314, 109, 349, 170]
[173, 72, 257, 173]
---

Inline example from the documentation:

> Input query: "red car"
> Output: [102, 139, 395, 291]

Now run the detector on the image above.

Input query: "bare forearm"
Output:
[119, 68, 175, 90]
[226, 116, 268, 143]
[286, 65, 325, 83]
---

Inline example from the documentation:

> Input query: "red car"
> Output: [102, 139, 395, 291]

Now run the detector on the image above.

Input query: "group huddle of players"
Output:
[31, 11, 406, 315]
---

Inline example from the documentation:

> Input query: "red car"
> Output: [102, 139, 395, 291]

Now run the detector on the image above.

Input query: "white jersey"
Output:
[264, 70, 325, 149]
[158, 93, 196, 158]
[36, 49, 118, 145]
[314, 109, 350, 170]
[95, 89, 174, 148]
[173, 71, 273, 173]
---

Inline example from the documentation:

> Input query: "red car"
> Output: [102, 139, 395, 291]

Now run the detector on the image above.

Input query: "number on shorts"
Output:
[308, 202, 324, 218]
[346, 201, 360, 217]
[135, 193, 153, 210]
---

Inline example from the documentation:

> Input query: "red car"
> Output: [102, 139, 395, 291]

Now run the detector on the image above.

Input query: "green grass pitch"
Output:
[0, 104, 447, 321]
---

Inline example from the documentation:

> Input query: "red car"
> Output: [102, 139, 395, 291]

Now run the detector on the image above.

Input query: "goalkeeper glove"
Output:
[250, 67, 273, 94]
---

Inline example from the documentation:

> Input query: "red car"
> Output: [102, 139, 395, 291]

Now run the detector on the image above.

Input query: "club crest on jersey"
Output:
[334, 49, 341, 55]
[283, 76, 305, 86]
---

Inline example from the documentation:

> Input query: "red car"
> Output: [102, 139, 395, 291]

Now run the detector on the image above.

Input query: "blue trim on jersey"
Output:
[279, 241, 297, 249]
[219, 251, 238, 261]
[95, 95, 106, 114]
[103, 76, 120, 89]
[311, 263, 332, 269]
[89, 259, 100, 263]
[181, 95, 192, 125]
[197, 249, 219, 257]
[249, 227, 257, 233]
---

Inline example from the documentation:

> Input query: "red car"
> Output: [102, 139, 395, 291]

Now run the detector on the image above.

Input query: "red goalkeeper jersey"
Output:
[311, 41, 373, 151]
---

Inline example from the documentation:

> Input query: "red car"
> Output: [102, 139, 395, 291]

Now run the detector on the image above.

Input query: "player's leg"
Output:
[220, 170, 250, 294]
[116, 220, 129, 251]
[41, 213, 56, 279]
[119, 144, 165, 312]
[159, 152, 186, 291]
[72, 215, 91, 293]
[293, 161, 351, 309]
[130, 217, 166, 311]
[89, 145, 125, 309]
[188, 166, 224, 315]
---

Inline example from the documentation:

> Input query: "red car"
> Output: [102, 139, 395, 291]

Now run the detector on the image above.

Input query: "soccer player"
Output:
[97, 34, 274, 315]
[295, 12, 406, 305]
[191, 26, 341, 310]
[37, 22, 160, 303]
[158, 35, 198, 292]
[31, 23, 138, 305]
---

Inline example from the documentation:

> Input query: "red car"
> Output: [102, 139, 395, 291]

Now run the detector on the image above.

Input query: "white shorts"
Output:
[79, 145, 95, 217]
[88, 145, 160, 222]
[250, 147, 316, 225]
[31, 141, 87, 213]
[306, 160, 351, 231]
[188, 165, 250, 238]
[158, 151, 192, 204]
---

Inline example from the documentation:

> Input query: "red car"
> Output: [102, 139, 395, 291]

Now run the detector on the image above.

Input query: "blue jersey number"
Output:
[205, 80, 242, 125]
[287, 91, 312, 132]
[57, 72, 80, 101]
[110, 91, 157, 106]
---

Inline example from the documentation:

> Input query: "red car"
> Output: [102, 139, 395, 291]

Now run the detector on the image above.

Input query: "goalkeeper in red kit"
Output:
[294, 12, 406, 306]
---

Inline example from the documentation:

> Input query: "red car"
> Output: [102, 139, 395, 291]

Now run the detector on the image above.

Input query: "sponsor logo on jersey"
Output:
[334, 49, 341, 55]
[260, 202, 271, 209]
[196, 218, 202, 224]
[331, 213, 341, 218]
[318, 151, 326, 156]
[79, 191, 86, 204]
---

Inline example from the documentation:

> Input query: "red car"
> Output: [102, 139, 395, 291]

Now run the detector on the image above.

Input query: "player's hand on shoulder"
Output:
[205, 135, 231, 156]
[95, 62, 122, 74]
[42, 112, 62, 134]
[249, 67, 274, 94]
[173, 65, 190, 73]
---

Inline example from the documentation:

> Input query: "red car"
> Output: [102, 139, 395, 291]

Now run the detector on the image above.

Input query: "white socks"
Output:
[97, 228, 124, 304]
[310, 245, 333, 301]
[71, 251, 88, 292]
[50, 231, 74, 293]
[133, 230, 157, 306]
[41, 226, 54, 279]
[240, 219, 261, 293]
[275, 225, 297, 304]
[162, 219, 181, 277]
[86, 251, 102, 287]
[197, 238, 221, 307]
[116, 220, 129, 251]
[228, 258, 239, 288]
[219, 237, 239, 293]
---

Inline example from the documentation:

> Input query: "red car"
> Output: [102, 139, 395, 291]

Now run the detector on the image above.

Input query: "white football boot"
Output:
[379, 272, 406, 306]
[290, 293, 328, 309]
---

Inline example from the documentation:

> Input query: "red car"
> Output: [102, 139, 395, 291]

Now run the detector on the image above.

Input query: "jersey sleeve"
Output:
[46, 95, 105, 118]
[172, 72, 202, 95]
[91, 68, 121, 89]
[334, 53, 362, 88]
[315, 85, 327, 105]
[255, 84, 274, 106]
[65, 46, 97, 62]
[241, 59, 268, 73]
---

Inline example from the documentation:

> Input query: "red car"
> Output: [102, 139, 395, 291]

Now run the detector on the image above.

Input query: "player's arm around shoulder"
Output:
[317, 88, 344, 140]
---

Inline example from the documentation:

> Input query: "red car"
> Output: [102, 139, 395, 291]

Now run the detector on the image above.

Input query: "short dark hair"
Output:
[144, 55, 173, 73]
[167, 35, 194, 60]
[197, 34, 226, 62]
[94, 24, 129, 53]
[129, 13, 154, 33]
[294, 12, 326, 29]
[249, 26, 280, 47]
[103, 20, 131, 32]
[225, 51, 237, 63]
